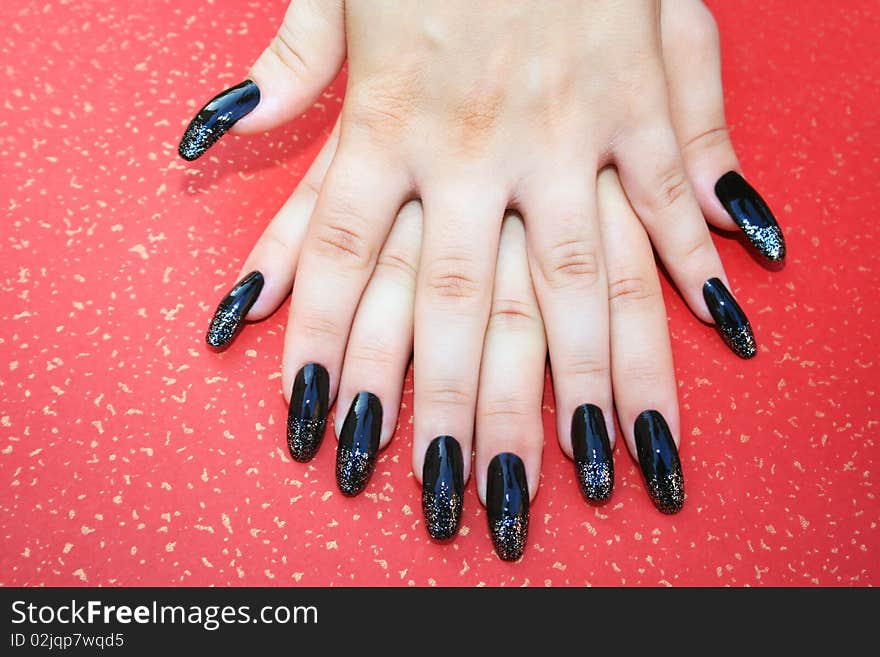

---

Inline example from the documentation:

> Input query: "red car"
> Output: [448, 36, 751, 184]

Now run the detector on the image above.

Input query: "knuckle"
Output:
[424, 255, 485, 303]
[299, 170, 324, 200]
[312, 214, 373, 266]
[539, 237, 601, 289]
[422, 381, 472, 409]
[263, 225, 294, 254]
[348, 74, 420, 138]
[681, 237, 713, 262]
[561, 354, 610, 381]
[449, 86, 505, 153]
[653, 164, 690, 212]
[345, 338, 397, 368]
[489, 297, 540, 331]
[681, 125, 731, 156]
[298, 310, 343, 341]
[621, 363, 667, 390]
[269, 23, 311, 80]
[374, 249, 419, 285]
[480, 395, 533, 422]
[608, 275, 660, 305]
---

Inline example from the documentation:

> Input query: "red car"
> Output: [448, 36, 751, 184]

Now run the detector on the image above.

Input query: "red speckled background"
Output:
[1, 0, 877, 586]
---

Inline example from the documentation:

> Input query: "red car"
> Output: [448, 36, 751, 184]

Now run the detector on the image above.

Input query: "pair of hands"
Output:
[180, 0, 785, 560]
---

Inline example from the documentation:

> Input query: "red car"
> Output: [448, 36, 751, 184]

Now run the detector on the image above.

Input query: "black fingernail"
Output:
[487, 453, 529, 561]
[178, 80, 260, 161]
[571, 404, 614, 503]
[715, 171, 786, 262]
[335, 392, 382, 496]
[205, 271, 264, 349]
[703, 278, 757, 359]
[422, 436, 464, 540]
[634, 411, 684, 514]
[287, 363, 329, 462]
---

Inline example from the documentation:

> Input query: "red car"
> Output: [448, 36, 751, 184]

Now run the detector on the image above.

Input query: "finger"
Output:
[662, 0, 786, 261]
[411, 183, 506, 488]
[204, 120, 339, 349]
[335, 200, 422, 496]
[474, 214, 546, 561]
[520, 173, 614, 504]
[283, 145, 410, 462]
[234, 0, 345, 134]
[597, 167, 683, 515]
[616, 111, 757, 358]
[178, 0, 345, 160]
[615, 115, 724, 323]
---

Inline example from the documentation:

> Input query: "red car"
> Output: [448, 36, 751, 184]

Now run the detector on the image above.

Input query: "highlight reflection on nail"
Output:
[422, 436, 464, 540]
[487, 453, 529, 561]
[206, 271, 263, 349]
[336, 392, 382, 497]
[287, 363, 329, 463]
[179, 80, 260, 161]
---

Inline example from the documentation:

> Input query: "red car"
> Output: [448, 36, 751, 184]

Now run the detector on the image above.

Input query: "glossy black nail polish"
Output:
[178, 80, 260, 161]
[486, 453, 529, 561]
[205, 271, 264, 350]
[287, 363, 329, 462]
[703, 278, 757, 359]
[422, 436, 464, 540]
[335, 392, 382, 496]
[715, 171, 786, 262]
[634, 411, 684, 514]
[571, 404, 614, 503]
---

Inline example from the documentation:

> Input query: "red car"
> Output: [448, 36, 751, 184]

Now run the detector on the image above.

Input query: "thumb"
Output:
[178, 0, 345, 161]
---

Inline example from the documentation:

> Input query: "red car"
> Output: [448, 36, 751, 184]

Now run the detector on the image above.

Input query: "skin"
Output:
[225, 0, 749, 511]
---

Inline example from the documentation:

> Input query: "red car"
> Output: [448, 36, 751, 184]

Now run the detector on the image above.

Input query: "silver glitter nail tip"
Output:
[635, 411, 685, 515]
[336, 445, 376, 497]
[206, 302, 243, 348]
[422, 485, 462, 540]
[741, 222, 786, 262]
[490, 515, 529, 562]
[178, 122, 217, 161]
[577, 459, 614, 502]
[287, 417, 326, 463]
[720, 322, 757, 359]
[645, 468, 685, 515]
[487, 453, 529, 561]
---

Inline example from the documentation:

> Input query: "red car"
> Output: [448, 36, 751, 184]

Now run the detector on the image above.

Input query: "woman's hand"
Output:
[186, 0, 786, 558]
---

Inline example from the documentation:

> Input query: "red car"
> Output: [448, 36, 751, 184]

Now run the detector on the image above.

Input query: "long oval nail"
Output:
[634, 410, 684, 514]
[422, 436, 464, 540]
[703, 278, 757, 359]
[287, 363, 330, 462]
[178, 80, 260, 161]
[205, 271, 264, 349]
[336, 392, 382, 496]
[487, 453, 529, 561]
[571, 404, 614, 502]
[715, 171, 786, 262]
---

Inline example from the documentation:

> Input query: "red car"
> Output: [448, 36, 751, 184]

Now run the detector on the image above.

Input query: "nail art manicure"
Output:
[703, 278, 757, 359]
[634, 411, 684, 514]
[715, 171, 786, 262]
[178, 80, 260, 161]
[287, 363, 329, 462]
[205, 271, 264, 349]
[486, 453, 529, 561]
[336, 392, 382, 496]
[422, 436, 464, 540]
[571, 404, 614, 502]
